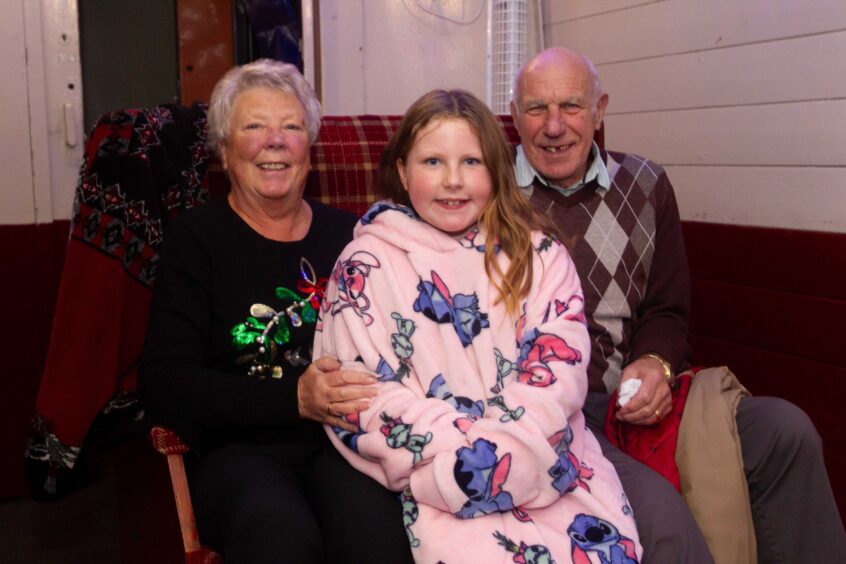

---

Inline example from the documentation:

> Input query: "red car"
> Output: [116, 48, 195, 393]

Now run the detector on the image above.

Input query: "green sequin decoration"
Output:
[276, 287, 300, 301]
[273, 323, 290, 345]
[302, 303, 317, 323]
[231, 319, 265, 350]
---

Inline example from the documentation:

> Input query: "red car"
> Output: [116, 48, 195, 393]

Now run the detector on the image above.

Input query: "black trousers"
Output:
[189, 441, 414, 564]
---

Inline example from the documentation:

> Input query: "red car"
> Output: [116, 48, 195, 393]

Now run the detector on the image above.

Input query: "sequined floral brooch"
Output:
[230, 257, 327, 378]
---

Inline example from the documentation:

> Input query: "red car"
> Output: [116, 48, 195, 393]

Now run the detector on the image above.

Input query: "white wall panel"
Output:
[601, 31, 846, 113]
[544, 0, 663, 24]
[364, 0, 488, 113]
[320, 0, 489, 115]
[33, 0, 83, 223]
[0, 0, 82, 226]
[547, 0, 846, 64]
[606, 99, 846, 166]
[545, 0, 846, 232]
[1, 0, 38, 224]
[667, 165, 846, 232]
[319, 0, 366, 114]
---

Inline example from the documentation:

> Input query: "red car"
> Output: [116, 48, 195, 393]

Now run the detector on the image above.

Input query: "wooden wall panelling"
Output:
[669, 166, 846, 232]
[606, 99, 846, 166]
[689, 279, 846, 367]
[544, 0, 665, 25]
[683, 222, 846, 298]
[546, 1, 846, 236]
[600, 31, 846, 114]
[0, 222, 69, 496]
[688, 334, 844, 413]
[318, 1, 366, 114]
[320, 0, 491, 115]
[687, 335, 843, 414]
[546, 0, 846, 64]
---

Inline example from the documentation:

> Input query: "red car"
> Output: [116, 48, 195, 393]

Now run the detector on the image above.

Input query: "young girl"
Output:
[314, 90, 641, 563]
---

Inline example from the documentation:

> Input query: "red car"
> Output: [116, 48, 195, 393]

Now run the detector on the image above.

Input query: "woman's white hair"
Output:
[207, 58, 322, 156]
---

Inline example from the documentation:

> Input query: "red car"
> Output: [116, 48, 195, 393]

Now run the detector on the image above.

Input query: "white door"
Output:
[0, 0, 83, 227]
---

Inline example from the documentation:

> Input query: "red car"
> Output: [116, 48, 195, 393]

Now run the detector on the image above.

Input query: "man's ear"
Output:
[509, 100, 519, 125]
[594, 93, 609, 130]
[396, 159, 408, 192]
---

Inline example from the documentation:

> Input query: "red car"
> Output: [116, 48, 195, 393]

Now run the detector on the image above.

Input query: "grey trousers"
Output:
[584, 393, 846, 563]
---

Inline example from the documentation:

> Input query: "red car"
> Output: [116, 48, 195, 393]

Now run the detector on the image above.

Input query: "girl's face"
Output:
[397, 118, 493, 237]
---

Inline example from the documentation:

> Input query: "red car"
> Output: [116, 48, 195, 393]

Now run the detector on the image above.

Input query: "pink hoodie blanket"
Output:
[315, 202, 641, 563]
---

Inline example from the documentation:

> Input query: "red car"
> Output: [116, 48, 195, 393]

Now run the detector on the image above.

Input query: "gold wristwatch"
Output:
[642, 352, 675, 386]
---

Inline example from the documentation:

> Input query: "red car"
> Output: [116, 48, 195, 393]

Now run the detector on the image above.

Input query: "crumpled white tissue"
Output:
[617, 378, 642, 407]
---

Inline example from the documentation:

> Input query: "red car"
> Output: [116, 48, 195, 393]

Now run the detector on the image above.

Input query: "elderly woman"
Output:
[139, 59, 412, 563]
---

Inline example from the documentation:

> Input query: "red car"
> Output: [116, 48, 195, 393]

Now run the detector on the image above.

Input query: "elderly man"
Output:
[511, 47, 845, 563]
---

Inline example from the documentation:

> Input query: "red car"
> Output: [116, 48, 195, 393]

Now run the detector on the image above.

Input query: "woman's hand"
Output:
[297, 356, 379, 432]
[615, 356, 673, 425]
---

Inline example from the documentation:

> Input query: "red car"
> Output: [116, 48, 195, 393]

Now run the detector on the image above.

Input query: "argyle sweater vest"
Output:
[525, 150, 690, 393]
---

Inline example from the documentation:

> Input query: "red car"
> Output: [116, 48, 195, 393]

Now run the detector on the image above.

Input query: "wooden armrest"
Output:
[150, 425, 191, 455]
[148, 426, 221, 563]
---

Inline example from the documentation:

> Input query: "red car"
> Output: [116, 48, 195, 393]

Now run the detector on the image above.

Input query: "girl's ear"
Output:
[397, 158, 409, 192]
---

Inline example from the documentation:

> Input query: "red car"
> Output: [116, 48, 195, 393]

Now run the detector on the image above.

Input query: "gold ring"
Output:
[654, 408, 661, 418]
[327, 402, 334, 416]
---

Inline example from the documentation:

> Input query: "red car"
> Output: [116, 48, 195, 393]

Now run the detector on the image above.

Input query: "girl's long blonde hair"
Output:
[377, 89, 557, 317]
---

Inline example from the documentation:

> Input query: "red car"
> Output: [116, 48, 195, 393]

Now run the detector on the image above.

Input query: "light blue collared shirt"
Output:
[515, 141, 610, 197]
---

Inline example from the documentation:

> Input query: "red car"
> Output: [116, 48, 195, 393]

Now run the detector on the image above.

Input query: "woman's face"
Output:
[221, 86, 311, 207]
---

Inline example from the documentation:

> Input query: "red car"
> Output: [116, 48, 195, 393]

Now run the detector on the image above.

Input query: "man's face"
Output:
[511, 53, 608, 187]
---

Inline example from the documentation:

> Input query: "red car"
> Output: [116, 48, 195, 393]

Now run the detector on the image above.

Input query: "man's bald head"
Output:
[512, 47, 603, 108]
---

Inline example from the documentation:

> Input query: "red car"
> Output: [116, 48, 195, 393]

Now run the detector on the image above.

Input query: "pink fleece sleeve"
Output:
[314, 242, 472, 499]
[474, 240, 590, 505]
[491, 239, 589, 436]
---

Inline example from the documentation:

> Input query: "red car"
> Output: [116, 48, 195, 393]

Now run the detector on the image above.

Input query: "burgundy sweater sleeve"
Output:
[627, 172, 692, 373]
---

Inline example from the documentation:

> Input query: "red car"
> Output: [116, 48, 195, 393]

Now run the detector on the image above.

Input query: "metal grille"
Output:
[488, 0, 528, 113]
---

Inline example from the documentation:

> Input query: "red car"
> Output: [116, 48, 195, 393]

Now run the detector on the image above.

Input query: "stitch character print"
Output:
[548, 425, 594, 494]
[328, 250, 380, 325]
[414, 270, 489, 347]
[379, 412, 432, 465]
[493, 531, 554, 564]
[568, 514, 639, 564]
[454, 438, 515, 518]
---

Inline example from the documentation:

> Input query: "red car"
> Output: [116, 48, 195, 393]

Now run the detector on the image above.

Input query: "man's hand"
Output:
[616, 356, 672, 425]
[297, 356, 378, 432]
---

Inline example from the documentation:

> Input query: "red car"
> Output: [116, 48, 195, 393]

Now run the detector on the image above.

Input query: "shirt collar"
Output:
[515, 141, 609, 196]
